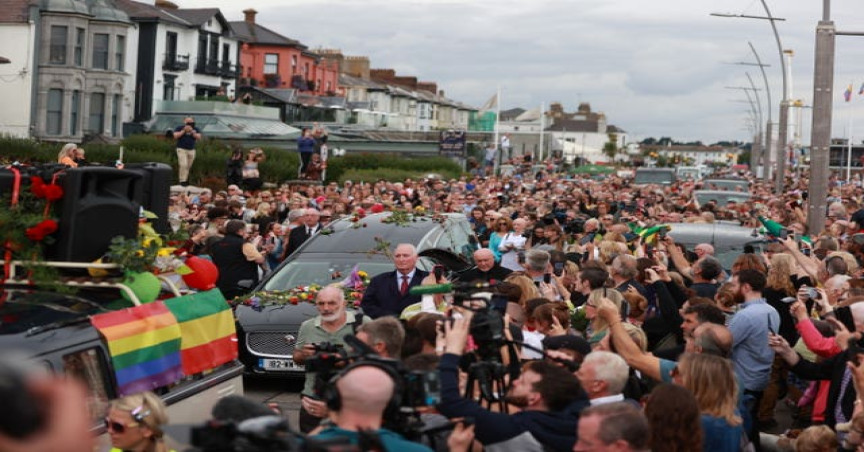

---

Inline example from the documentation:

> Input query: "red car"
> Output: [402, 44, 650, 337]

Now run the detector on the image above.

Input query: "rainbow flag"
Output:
[163, 289, 237, 375]
[90, 302, 183, 396]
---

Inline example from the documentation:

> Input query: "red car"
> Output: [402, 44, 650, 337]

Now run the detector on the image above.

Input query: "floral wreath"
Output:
[231, 269, 370, 311]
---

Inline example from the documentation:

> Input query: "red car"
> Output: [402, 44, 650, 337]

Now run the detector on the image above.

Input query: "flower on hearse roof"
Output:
[230, 280, 368, 311]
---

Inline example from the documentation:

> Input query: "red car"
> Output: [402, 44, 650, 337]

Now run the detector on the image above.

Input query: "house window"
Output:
[163, 74, 176, 100]
[46, 88, 63, 135]
[74, 28, 84, 66]
[70, 90, 80, 135]
[111, 94, 121, 136]
[304, 62, 309, 76]
[49, 25, 67, 64]
[92, 33, 109, 69]
[115, 35, 125, 71]
[89, 92, 105, 134]
[291, 55, 297, 74]
[264, 53, 278, 74]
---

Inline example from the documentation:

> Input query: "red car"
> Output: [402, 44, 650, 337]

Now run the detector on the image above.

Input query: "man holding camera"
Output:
[172, 116, 202, 186]
[293, 286, 366, 433]
[438, 310, 583, 451]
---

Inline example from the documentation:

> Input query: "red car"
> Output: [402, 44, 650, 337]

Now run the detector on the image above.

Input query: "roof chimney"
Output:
[243, 9, 257, 24]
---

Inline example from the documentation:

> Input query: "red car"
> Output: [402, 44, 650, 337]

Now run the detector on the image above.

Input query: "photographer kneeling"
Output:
[438, 310, 583, 451]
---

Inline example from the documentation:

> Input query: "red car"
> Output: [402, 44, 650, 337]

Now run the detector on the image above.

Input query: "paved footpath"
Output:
[245, 376, 304, 429]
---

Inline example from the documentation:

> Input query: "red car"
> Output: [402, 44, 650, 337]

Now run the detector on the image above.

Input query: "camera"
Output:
[804, 287, 821, 300]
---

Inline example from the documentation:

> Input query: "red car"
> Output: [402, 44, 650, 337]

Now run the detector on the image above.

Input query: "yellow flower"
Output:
[157, 247, 176, 257]
[414, 206, 426, 214]
[300, 293, 309, 300]
[358, 271, 368, 279]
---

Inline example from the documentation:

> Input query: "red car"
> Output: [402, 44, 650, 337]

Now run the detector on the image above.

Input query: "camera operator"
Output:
[309, 364, 434, 452]
[293, 286, 367, 433]
[438, 310, 583, 451]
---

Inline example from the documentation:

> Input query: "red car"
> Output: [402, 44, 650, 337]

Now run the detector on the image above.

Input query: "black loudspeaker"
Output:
[48, 167, 142, 263]
[0, 164, 66, 198]
[124, 162, 172, 234]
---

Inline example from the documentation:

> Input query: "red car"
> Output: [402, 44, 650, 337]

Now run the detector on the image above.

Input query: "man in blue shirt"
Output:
[728, 268, 779, 450]
[172, 116, 201, 186]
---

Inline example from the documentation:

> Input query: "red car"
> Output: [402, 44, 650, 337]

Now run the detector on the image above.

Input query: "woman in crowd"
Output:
[105, 391, 170, 452]
[241, 148, 265, 192]
[488, 216, 512, 263]
[57, 143, 78, 167]
[677, 352, 746, 452]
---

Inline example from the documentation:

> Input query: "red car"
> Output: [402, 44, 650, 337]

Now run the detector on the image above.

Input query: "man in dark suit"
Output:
[281, 208, 321, 260]
[459, 248, 512, 283]
[361, 243, 429, 318]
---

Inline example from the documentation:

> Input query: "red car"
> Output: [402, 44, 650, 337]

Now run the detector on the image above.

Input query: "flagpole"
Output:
[493, 86, 501, 156]
[848, 99, 854, 182]
[538, 102, 545, 162]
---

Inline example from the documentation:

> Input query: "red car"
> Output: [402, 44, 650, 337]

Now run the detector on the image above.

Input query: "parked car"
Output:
[633, 168, 676, 186]
[693, 190, 752, 207]
[236, 212, 478, 377]
[700, 178, 750, 192]
[666, 222, 769, 270]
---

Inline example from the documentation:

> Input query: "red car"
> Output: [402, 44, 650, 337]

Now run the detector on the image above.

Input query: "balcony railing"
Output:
[220, 61, 238, 79]
[162, 53, 189, 71]
[194, 58, 221, 76]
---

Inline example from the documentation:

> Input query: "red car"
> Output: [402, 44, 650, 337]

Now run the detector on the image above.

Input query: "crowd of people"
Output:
[24, 140, 864, 452]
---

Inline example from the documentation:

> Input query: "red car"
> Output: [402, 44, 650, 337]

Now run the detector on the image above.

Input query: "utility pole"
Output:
[808, 1, 864, 232]
[808, 1, 833, 235]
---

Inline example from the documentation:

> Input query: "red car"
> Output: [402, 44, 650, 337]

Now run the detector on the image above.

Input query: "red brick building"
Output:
[231, 9, 339, 96]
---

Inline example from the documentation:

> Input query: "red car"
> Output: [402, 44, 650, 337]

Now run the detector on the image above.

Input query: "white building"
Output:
[0, 3, 36, 138]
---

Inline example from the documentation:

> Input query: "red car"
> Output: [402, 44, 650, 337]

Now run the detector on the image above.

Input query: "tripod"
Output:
[464, 359, 509, 413]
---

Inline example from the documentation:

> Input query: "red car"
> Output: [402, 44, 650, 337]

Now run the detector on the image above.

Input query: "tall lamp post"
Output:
[726, 85, 763, 168]
[712, 1, 789, 193]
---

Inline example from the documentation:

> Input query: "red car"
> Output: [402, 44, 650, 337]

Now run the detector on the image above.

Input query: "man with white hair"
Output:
[361, 243, 429, 318]
[576, 351, 632, 406]
[293, 286, 366, 432]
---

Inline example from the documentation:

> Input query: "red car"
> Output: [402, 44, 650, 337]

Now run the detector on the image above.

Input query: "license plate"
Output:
[259, 358, 304, 371]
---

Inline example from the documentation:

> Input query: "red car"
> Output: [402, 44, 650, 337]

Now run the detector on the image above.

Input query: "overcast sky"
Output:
[177, 0, 864, 145]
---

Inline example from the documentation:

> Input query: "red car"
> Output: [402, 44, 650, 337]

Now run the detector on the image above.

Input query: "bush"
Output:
[0, 135, 464, 188]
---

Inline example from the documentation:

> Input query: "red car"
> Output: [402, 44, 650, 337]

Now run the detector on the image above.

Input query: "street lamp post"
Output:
[747, 42, 774, 184]
[726, 85, 763, 170]
[712, 3, 788, 193]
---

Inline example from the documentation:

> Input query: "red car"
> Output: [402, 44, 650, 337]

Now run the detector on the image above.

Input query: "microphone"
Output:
[408, 283, 452, 295]
[408, 281, 495, 295]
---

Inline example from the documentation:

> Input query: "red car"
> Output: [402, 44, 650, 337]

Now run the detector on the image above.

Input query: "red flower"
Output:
[42, 184, 63, 201]
[25, 219, 58, 242]
[29, 176, 46, 198]
[371, 203, 384, 214]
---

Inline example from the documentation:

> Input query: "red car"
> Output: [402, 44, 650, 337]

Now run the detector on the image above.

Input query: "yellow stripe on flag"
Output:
[98, 312, 179, 341]
[108, 324, 183, 356]
[178, 310, 235, 350]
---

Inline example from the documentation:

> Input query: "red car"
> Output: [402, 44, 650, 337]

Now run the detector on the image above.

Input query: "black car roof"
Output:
[297, 212, 465, 254]
[0, 288, 108, 354]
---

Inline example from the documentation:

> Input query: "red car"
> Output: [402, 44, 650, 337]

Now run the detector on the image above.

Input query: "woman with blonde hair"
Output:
[105, 391, 170, 452]
[504, 273, 539, 307]
[585, 289, 625, 345]
[57, 142, 78, 167]
[677, 353, 744, 452]
[488, 216, 513, 262]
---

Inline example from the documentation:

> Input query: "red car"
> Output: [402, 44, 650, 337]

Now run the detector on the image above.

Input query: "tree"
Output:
[603, 132, 619, 161]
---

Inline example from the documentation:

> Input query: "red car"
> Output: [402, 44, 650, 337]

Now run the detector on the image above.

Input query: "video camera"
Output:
[303, 334, 441, 440]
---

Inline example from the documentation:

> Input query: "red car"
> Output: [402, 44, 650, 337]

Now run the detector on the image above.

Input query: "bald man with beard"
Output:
[310, 365, 433, 452]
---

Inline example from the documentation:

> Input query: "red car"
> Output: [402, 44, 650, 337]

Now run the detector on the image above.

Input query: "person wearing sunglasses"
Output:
[105, 391, 170, 452]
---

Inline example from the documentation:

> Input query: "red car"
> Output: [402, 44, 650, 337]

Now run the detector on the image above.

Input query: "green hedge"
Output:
[0, 134, 463, 189]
